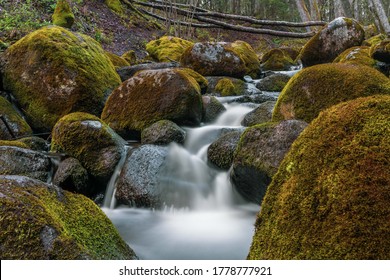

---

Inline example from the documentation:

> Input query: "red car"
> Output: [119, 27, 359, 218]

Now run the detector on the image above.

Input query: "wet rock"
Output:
[241, 101, 276, 126]
[0, 146, 51, 182]
[207, 131, 242, 170]
[0, 175, 136, 259]
[299, 17, 365, 67]
[202, 95, 226, 123]
[115, 145, 168, 208]
[141, 120, 186, 145]
[256, 73, 291, 92]
[231, 120, 308, 204]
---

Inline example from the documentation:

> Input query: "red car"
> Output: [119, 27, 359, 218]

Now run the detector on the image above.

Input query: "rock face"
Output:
[52, 0, 75, 28]
[231, 120, 307, 204]
[207, 131, 242, 170]
[299, 17, 365, 67]
[0, 175, 136, 259]
[51, 112, 125, 194]
[141, 120, 186, 145]
[146, 36, 194, 62]
[181, 41, 260, 78]
[0, 96, 32, 140]
[115, 145, 168, 208]
[241, 101, 276, 127]
[101, 68, 203, 138]
[0, 146, 51, 182]
[272, 63, 390, 123]
[2, 26, 121, 131]
[248, 95, 390, 259]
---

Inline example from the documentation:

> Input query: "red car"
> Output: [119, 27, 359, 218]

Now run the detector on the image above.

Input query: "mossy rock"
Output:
[202, 95, 226, 123]
[51, 112, 126, 195]
[261, 49, 295, 71]
[181, 41, 255, 78]
[105, 0, 124, 14]
[272, 63, 390, 123]
[208, 76, 246, 96]
[248, 95, 390, 259]
[333, 46, 377, 68]
[241, 101, 276, 127]
[101, 68, 203, 138]
[0, 96, 32, 140]
[298, 17, 365, 67]
[0, 175, 136, 259]
[105, 51, 130, 69]
[52, 0, 75, 29]
[227, 40, 261, 78]
[17, 136, 49, 151]
[207, 131, 242, 170]
[256, 73, 291, 92]
[362, 34, 387, 47]
[177, 68, 208, 94]
[141, 120, 186, 145]
[146, 36, 194, 62]
[0, 146, 51, 182]
[2, 26, 121, 132]
[121, 50, 136, 64]
[231, 120, 307, 204]
[370, 38, 390, 63]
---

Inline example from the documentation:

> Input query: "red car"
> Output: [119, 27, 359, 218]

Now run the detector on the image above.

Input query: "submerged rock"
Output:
[231, 120, 307, 204]
[0, 175, 136, 259]
[2, 26, 121, 131]
[0, 146, 51, 182]
[248, 95, 390, 259]
[141, 120, 186, 145]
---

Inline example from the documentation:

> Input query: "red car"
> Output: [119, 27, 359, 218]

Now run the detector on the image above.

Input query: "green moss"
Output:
[146, 36, 194, 62]
[0, 140, 29, 149]
[227, 41, 261, 78]
[0, 176, 136, 259]
[52, 0, 75, 28]
[2, 26, 121, 132]
[105, 51, 130, 68]
[249, 95, 390, 259]
[121, 50, 136, 64]
[370, 38, 390, 63]
[272, 63, 390, 123]
[105, 0, 124, 14]
[362, 34, 386, 47]
[333, 46, 377, 67]
[176, 68, 208, 94]
[261, 49, 294, 71]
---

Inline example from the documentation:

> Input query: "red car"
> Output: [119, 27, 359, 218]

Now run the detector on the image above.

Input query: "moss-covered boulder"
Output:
[333, 46, 377, 68]
[256, 73, 291, 92]
[207, 131, 242, 170]
[146, 36, 194, 62]
[115, 145, 168, 208]
[241, 101, 276, 127]
[101, 68, 203, 138]
[105, 51, 130, 69]
[272, 63, 390, 123]
[206, 76, 246, 96]
[0, 175, 136, 259]
[53, 157, 90, 195]
[52, 0, 75, 28]
[141, 120, 186, 145]
[248, 95, 390, 259]
[0, 146, 51, 181]
[202, 96, 226, 123]
[261, 49, 295, 71]
[370, 38, 390, 63]
[105, 0, 124, 13]
[17, 136, 49, 151]
[2, 26, 121, 132]
[0, 96, 32, 140]
[121, 50, 136, 64]
[362, 34, 387, 47]
[51, 112, 126, 195]
[181, 41, 260, 78]
[231, 120, 307, 204]
[298, 17, 365, 67]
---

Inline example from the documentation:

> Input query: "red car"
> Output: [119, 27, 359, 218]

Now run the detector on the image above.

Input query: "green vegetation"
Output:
[146, 36, 194, 62]
[215, 78, 245, 96]
[249, 95, 390, 259]
[52, 0, 75, 28]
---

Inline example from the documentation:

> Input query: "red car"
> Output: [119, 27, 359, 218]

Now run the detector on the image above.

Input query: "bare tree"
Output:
[369, 0, 390, 34]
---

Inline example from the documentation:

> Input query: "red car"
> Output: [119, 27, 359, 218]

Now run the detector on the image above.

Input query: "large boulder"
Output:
[298, 17, 365, 67]
[115, 145, 168, 208]
[241, 101, 276, 127]
[146, 36, 194, 62]
[272, 63, 390, 123]
[181, 41, 260, 78]
[0, 146, 51, 182]
[231, 120, 307, 204]
[207, 131, 242, 170]
[51, 112, 126, 194]
[101, 68, 203, 138]
[248, 95, 390, 259]
[0, 175, 136, 259]
[2, 26, 121, 131]
[0, 96, 32, 140]
[141, 120, 186, 145]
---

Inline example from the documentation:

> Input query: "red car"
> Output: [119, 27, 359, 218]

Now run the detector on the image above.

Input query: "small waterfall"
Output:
[103, 145, 130, 209]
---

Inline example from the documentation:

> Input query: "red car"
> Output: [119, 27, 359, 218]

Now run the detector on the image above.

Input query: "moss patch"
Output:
[261, 48, 295, 71]
[333, 46, 377, 68]
[0, 140, 29, 149]
[52, 0, 75, 28]
[227, 40, 261, 78]
[272, 63, 390, 123]
[214, 77, 246, 96]
[249, 95, 390, 259]
[105, 51, 130, 68]
[146, 36, 194, 62]
[0, 175, 136, 259]
[105, 0, 124, 14]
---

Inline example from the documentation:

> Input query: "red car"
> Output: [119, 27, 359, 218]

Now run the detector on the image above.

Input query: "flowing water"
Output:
[102, 101, 260, 260]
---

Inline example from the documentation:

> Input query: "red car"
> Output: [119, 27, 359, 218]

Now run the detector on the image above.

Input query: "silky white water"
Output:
[103, 101, 259, 260]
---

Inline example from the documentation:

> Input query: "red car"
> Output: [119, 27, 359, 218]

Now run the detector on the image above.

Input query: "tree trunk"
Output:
[369, 0, 390, 34]
[295, 0, 312, 31]
[333, 0, 346, 17]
